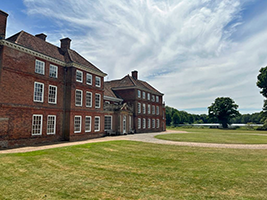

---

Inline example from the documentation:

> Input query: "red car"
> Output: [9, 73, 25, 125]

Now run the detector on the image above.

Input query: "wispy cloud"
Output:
[22, 0, 267, 113]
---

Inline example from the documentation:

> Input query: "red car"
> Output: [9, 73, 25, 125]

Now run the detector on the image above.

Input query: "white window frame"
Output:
[137, 90, 141, 98]
[74, 116, 82, 133]
[152, 105, 155, 115]
[48, 85, 57, 104]
[138, 118, 141, 129]
[152, 95, 155, 102]
[35, 59, 45, 75]
[104, 115, 112, 131]
[138, 102, 141, 114]
[85, 116, 91, 132]
[95, 76, 101, 87]
[47, 115, 56, 135]
[32, 114, 43, 136]
[142, 91, 146, 99]
[157, 119, 160, 128]
[86, 91, 92, 107]
[33, 82, 44, 103]
[75, 89, 83, 106]
[86, 73, 92, 85]
[95, 116, 100, 132]
[148, 118, 151, 129]
[49, 64, 58, 78]
[76, 70, 83, 83]
[156, 96, 159, 102]
[148, 104, 151, 114]
[143, 118, 146, 129]
[156, 106, 159, 115]
[152, 119, 155, 128]
[147, 93, 150, 101]
[95, 93, 101, 108]
[143, 104, 146, 114]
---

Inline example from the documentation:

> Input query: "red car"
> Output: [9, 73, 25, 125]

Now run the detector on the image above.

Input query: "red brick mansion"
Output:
[0, 10, 165, 148]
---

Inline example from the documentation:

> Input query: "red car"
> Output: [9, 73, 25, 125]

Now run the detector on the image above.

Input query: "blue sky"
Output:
[2, 0, 267, 114]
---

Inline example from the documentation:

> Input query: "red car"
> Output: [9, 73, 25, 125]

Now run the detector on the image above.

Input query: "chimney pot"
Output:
[0, 10, 8, 39]
[35, 33, 47, 41]
[60, 38, 71, 52]
[132, 70, 138, 80]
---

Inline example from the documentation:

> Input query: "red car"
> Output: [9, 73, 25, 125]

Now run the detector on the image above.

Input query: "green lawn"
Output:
[0, 140, 267, 199]
[155, 128, 267, 144]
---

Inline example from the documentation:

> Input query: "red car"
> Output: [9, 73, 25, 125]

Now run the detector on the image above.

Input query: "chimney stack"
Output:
[60, 38, 71, 52]
[132, 70, 138, 80]
[0, 10, 8, 39]
[35, 33, 47, 41]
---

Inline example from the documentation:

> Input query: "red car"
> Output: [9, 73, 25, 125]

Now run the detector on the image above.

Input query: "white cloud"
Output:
[22, 0, 267, 113]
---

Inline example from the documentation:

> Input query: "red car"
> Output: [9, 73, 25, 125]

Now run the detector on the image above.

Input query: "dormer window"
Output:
[76, 70, 83, 83]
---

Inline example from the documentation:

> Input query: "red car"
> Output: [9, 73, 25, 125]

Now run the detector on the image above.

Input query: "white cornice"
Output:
[66, 62, 107, 77]
[0, 39, 107, 77]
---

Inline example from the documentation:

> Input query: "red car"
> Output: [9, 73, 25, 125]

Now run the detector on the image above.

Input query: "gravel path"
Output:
[1, 130, 267, 154]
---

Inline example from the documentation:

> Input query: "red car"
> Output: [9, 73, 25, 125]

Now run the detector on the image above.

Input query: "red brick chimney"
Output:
[60, 38, 71, 52]
[132, 70, 138, 80]
[0, 10, 8, 39]
[35, 33, 47, 41]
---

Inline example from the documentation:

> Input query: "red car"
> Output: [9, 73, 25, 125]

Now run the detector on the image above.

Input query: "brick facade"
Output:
[0, 10, 166, 148]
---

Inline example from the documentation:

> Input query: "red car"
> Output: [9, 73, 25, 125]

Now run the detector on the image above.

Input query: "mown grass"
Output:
[156, 128, 267, 144]
[0, 140, 267, 199]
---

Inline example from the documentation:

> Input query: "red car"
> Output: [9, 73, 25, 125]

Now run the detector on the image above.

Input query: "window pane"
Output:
[74, 116, 81, 133]
[48, 85, 57, 104]
[86, 73, 92, 85]
[95, 117, 100, 131]
[34, 82, 44, 102]
[75, 90, 82, 106]
[86, 92, 92, 107]
[85, 117, 91, 132]
[95, 76, 101, 87]
[76, 70, 83, 82]
[32, 115, 42, 135]
[47, 115, 56, 134]
[95, 94, 101, 108]
[35, 60, 45, 75]
[49, 64, 58, 78]
[104, 116, 112, 130]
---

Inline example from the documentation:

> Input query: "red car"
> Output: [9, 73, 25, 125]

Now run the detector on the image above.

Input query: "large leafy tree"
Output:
[257, 66, 267, 111]
[208, 97, 240, 128]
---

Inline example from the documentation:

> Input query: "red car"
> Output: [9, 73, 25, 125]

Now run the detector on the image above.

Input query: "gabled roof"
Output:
[6, 31, 106, 76]
[7, 31, 65, 61]
[104, 74, 163, 99]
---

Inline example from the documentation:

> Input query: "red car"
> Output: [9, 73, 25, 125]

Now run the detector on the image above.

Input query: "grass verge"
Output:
[156, 128, 267, 144]
[0, 140, 267, 199]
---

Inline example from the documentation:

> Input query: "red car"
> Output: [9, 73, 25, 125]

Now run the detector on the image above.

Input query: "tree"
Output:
[208, 97, 240, 128]
[257, 66, 267, 112]
[172, 112, 181, 126]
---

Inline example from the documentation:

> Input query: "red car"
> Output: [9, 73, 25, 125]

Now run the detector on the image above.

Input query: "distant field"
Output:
[0, 140, 267, 199]
[156, 128, 267, 144]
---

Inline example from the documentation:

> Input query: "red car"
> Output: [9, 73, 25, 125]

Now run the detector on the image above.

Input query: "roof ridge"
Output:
[128, 75, 137, 86]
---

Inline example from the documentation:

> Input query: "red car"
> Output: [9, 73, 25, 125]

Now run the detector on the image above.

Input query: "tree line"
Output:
[165, 106, 264, 126]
